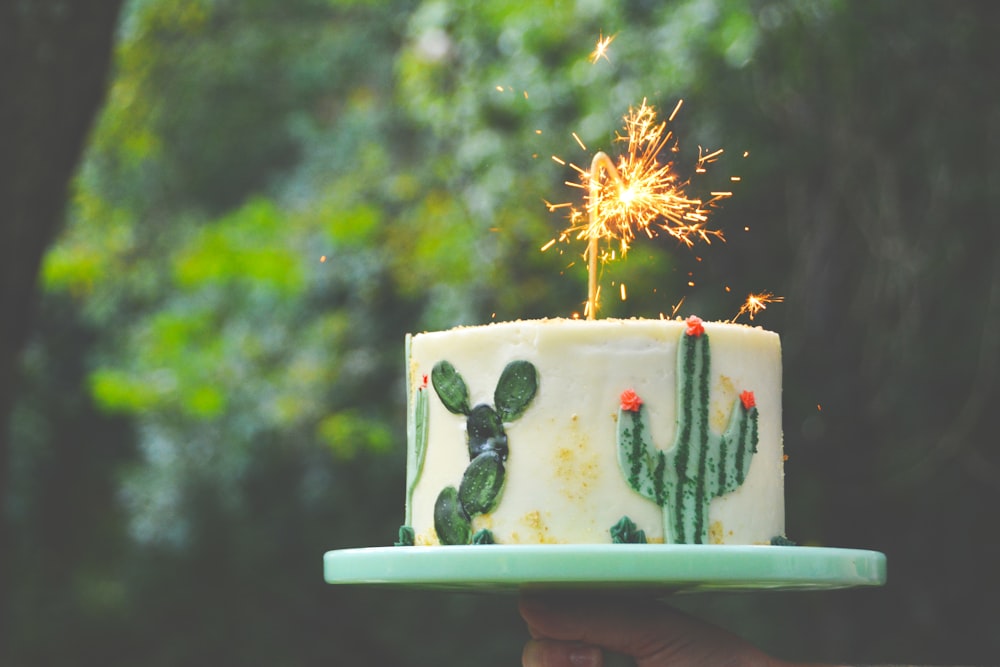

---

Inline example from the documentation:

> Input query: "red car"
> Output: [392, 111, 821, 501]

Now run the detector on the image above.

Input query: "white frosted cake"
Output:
[399, 315, 784, 546]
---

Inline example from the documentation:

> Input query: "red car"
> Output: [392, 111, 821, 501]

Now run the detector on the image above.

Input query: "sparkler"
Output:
[546, 99, 731, 319]
[731, 292, 784, 323]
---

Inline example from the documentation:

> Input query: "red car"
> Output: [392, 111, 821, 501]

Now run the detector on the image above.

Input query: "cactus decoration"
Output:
[430, 359, 538, 545]
[610, 516, 647, 544]
[616, 315, 759, 544]
[403, 371, 430, 526]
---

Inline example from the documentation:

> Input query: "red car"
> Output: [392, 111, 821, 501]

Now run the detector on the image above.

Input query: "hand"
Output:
[519, 595, 799, 667]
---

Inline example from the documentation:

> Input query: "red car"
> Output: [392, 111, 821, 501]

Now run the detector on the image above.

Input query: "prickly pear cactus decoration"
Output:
[616, 315, 759, 544]
[430, 359, 538, 545]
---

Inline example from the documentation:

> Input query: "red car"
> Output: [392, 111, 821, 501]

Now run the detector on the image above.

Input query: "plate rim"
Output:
[323, 544, 887, 593]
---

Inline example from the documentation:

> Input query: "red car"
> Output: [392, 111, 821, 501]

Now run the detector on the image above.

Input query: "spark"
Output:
[731, 292, 785, 323]
[589, 32, 616, 63]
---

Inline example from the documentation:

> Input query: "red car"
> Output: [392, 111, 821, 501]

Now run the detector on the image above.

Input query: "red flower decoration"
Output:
[685, 315, 704, 337]
[620, 389, 643, 412]
[740, 390, 756, 410]
[421, 374, 429, 389]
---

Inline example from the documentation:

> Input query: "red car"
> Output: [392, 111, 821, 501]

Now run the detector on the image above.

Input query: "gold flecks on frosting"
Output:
[709, 521, 725, 545]
[513, 510, 558, 543]
[416, 530, 438, 546]
[554, 443, 600, 502]
[553, 416, 601, 503]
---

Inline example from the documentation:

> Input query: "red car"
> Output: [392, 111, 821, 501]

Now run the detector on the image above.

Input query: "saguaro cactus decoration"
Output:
[403, 372, 429, 526]
[430, 359, 538, 545]
[616, 316, 759, 544]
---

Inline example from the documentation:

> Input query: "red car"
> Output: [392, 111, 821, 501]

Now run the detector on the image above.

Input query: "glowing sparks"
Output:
[731, 292, 785, 323]
[546, 99, 733, 318]
[554, 100, 728, 256]
[589, 32, 616, 63]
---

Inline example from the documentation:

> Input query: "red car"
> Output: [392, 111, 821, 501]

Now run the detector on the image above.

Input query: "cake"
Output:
[399, 315, 784, 546]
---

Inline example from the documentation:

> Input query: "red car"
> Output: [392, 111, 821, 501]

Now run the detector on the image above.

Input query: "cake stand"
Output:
[325, 543, 886, 665]
[325, 543, 885, 593]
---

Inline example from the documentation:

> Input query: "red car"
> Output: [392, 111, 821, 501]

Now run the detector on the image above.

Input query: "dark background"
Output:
[3, 1, 998, 664]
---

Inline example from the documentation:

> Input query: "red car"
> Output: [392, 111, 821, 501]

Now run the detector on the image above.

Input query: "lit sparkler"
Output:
[546, 99, 731, 319]
[731, 292, 784, 323]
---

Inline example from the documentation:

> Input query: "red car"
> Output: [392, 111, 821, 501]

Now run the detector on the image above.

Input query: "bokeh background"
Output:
[3, 0, 999, 664]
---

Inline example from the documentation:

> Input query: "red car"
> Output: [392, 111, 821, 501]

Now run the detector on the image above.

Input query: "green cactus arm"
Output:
[616, 406, 647, 495]
[712, 401, 758, 497]
[404, 384, 429, 525]
[700, 393, 758, 500]
[616, 405, 667, 505]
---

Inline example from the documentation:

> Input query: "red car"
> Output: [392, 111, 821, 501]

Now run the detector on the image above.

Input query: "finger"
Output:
[519, 595, 760, 664]
[522, 638, 603, 667]
[519, 595, 679, 659]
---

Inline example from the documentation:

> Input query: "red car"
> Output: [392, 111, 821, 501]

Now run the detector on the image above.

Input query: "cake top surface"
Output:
[411, 316, 778, 341]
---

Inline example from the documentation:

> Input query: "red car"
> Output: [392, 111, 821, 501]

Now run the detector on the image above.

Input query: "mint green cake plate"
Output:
[324, 544, 886, 594]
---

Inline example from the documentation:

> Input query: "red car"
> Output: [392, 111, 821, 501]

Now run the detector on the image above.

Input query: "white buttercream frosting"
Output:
[406, 318, 784, 545]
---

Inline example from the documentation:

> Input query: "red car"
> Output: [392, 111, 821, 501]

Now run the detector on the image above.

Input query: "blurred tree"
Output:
[0, 0, 124, 647]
